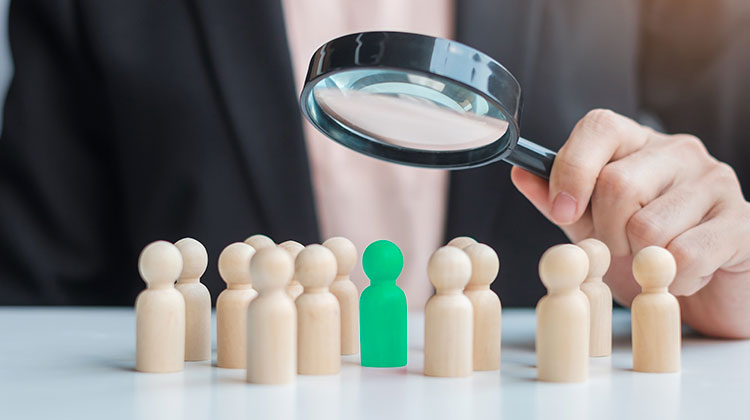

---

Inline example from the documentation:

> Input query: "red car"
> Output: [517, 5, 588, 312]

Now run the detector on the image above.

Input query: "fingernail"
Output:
[551, 192, 578, 224]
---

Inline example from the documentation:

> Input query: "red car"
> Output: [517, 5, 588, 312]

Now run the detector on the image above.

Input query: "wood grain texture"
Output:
[536, 244, 590, 382]
[295, 245, 341, 375]
[175, 238, 211, 362]
[424, 246, 473, 377]
[447, 236, 477, 249]
[279, 240, 305, 301]
[245, 234, 275, 251]
[247, 247, 297, 384]
[324, 237, 360, 355]
[463, 243, 502, 371]
[136, 241, 185, 373]
[217, 242, 257, 368]
[577, 238, 612, 357]
[631, 246, 681, 373]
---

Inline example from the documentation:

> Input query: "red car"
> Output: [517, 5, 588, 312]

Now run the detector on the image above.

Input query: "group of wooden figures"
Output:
[134, 233, 681, 385]
[424, 236, 681, 382]
[136, 235, 360, 383]
[535, 239, 681, 382]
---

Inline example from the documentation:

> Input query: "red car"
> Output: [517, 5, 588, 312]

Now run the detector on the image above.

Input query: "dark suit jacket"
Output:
[0, 0, 747, 306]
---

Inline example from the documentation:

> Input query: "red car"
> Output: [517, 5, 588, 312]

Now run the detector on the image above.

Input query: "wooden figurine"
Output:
[295, 244, 341, 375]
[279, 240, 305, 300]
[244, 234, 275, 251]
[447, 236, 477, 249]
[323, 237, 359, 355]
[536, 244, 590, 382]
[174, 237, 211, 362]
[424, 246, 473, 377]
[136, 241, 185, 373]
[631, 246, 681, 373]
[463, 243, 502, 371]
[576, 238, 613, 357]
[217, 242, 258, 368]
[246, 247, 297, 384]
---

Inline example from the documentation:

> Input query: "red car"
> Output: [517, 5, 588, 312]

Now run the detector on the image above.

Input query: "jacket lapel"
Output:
[186, 0, 319, 242]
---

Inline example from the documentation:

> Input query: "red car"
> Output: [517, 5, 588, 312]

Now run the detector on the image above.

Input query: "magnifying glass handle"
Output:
[503, 137, 556, 180]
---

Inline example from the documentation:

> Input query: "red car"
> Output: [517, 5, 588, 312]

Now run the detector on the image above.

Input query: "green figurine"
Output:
[360, 239, 407, 367]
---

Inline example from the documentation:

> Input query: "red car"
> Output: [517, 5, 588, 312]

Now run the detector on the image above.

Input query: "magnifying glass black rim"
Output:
[299, 31, 523, 170]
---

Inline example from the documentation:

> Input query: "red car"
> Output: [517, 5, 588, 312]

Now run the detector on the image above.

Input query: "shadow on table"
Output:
[501, 336, 535, 353]
[90, 355, 137, 373]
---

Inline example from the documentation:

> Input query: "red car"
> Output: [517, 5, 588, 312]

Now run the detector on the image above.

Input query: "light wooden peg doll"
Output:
[136, 241, 185, 373]
[244, 234, 275, 251]
[536, 244, 590, 382]
[247, 247, 297, 384]
[631, 246, 681, 373]
[424, 246, 474, 377]
[295, 244, 341, 375]
[217, 242, 257, 368]
[174, 238, 211, 362]
[576, 238, 613, 357]
[463, 243, 502, 371]
[323, 237, 359, 355]
[447, 236, 477, 249]
[279, 240, 304, 300]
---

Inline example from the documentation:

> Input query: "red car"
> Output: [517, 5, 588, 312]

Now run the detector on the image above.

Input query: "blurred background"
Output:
[0, 0, 13, 131]
[0, 0, 746, 309]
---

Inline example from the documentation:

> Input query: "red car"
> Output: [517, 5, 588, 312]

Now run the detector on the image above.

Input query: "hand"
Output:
[511, 109, 750, 338]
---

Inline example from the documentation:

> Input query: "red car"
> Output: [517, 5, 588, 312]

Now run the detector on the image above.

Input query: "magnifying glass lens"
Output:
[312, 69, 509, 152]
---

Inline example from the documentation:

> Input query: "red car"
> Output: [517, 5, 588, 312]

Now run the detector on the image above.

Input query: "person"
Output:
[0, 0, 747, 339]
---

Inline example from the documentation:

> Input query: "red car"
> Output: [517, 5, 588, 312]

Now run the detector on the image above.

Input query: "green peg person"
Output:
[359, 240, 408, 367]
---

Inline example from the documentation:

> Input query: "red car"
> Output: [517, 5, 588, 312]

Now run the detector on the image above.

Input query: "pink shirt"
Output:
[282, 0, 454, 307]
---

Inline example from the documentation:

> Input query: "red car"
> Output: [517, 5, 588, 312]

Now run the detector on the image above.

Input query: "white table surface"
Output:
[0, 308, 747, 420]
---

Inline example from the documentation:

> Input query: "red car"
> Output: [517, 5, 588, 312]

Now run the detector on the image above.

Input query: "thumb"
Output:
[510, 166, 552, 218]
[511, 166, 594, 241]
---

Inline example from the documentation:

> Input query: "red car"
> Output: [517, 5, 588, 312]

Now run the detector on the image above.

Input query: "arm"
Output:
[0, 0, 126, 304]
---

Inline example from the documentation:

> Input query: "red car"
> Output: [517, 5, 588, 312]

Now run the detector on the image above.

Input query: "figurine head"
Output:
[138, 240, 183, 289]
[538, 244, 589, 292]
[218, 242, 256, 287]
[362, 240, 403, 284]
[632, 246, 676, 290]
[323, 237, 358, 277]
[175, 237, 208, 282]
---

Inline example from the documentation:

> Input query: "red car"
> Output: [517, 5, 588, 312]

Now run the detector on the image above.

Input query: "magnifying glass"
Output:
[299, 31, 556, 179]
